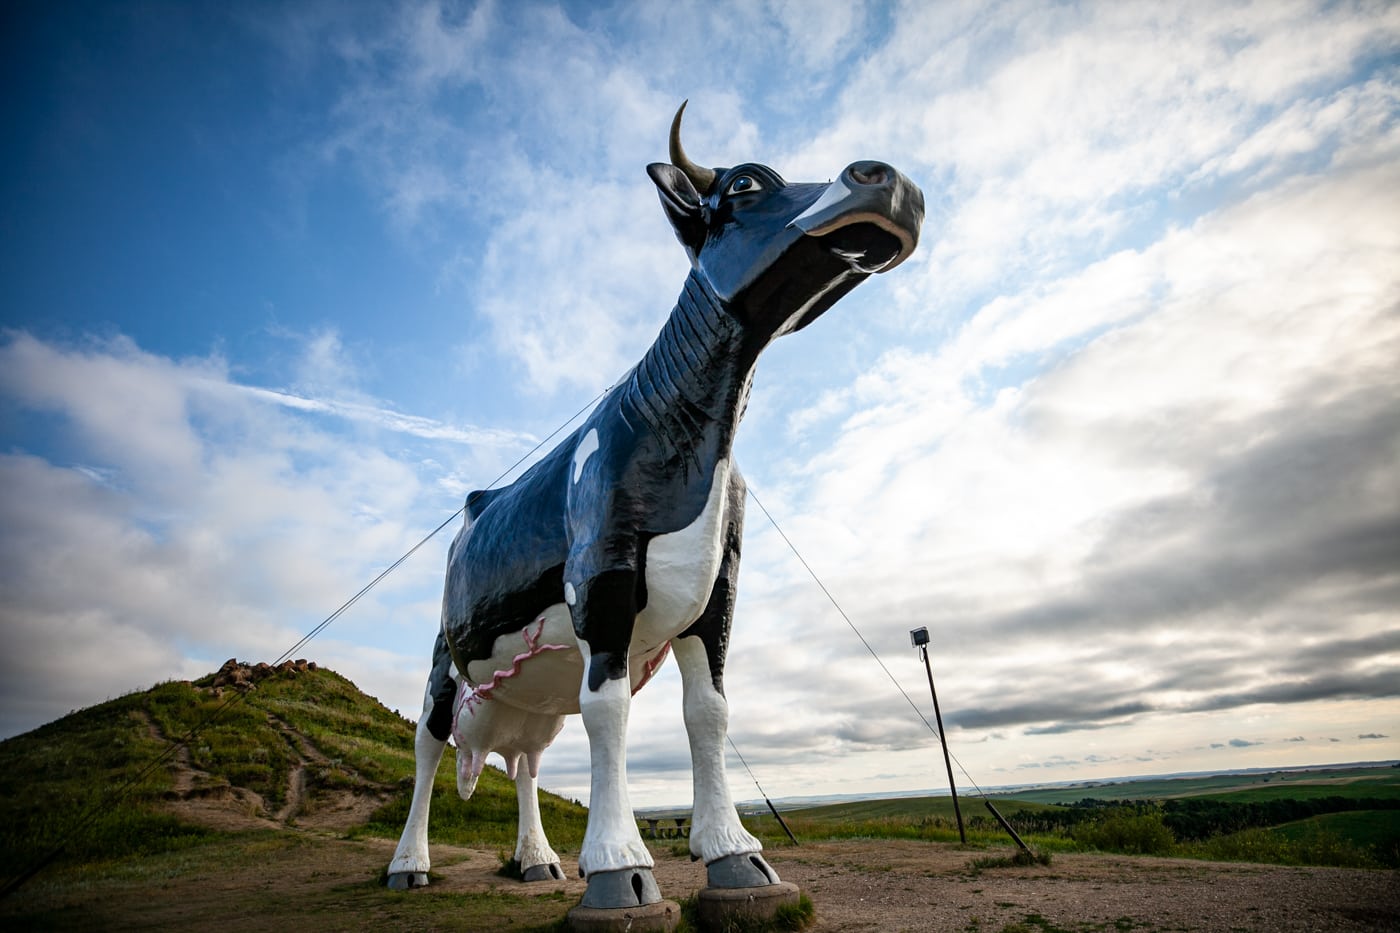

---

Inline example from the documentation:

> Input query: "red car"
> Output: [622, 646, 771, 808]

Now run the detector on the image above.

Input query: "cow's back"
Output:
[442, 444, 573, 668]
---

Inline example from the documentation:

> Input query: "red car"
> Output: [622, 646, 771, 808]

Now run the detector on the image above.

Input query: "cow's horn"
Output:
[669, 101, 716, 195]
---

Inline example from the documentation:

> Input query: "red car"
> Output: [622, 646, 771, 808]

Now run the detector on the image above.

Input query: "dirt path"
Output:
[134, 709, 385, 834]
[439, 838, 1400, 931]
[17, 731, 1398, 933]
[754, 840, 1399, 931]
[4, 833, 1395, 932]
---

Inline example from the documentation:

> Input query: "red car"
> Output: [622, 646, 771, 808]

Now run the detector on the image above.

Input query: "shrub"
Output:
[1071, 810, 1175, 855]
[1189, 826, 1380, 868]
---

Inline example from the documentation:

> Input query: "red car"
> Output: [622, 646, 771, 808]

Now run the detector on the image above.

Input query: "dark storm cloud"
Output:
[955, 700, 1153, 733]
[982, 383, 1400, 640]
[821, 376, 1400, 739]
[1187, 669, 1400, 712]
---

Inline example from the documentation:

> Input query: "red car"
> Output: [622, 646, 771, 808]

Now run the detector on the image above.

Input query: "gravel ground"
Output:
[424, 837, 1400, 931]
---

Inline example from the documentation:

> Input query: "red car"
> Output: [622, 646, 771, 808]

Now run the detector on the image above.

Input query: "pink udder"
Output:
[631, 641, 671, 695]
[453, 618, 570, 741]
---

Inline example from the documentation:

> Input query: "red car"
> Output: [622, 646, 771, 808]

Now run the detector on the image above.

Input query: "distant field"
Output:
[736, 764, 1400, 868]
[980, 764, 1400, 805]
[770, 765, 1400, 821]
[771, 794, 1053, 823]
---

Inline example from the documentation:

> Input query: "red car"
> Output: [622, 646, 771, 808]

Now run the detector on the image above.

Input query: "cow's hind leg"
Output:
[453, 691, 567, 882]
[387, 632, 457, 889]
[512, 755, 566, 881]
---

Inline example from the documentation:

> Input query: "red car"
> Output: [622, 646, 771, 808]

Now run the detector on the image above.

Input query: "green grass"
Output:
[0, 687, 211, 868]
[740, 796, 1068, 850]
[0, 665, 589, 880]
[1272, 809, 1400, 852]
[731, 769, 1400, 869]
[1, 830, 580, 932]
[6, 665, 1394, 889]
[355, 765, 589, 851]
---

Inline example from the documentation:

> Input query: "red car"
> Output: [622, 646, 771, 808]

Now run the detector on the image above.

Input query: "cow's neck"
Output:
[621, 270, 759, 471]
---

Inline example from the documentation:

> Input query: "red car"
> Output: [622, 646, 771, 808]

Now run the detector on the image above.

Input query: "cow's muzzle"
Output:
[789, 161, 925, 273]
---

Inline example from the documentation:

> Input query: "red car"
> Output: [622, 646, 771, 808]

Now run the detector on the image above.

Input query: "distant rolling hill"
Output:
[0, 660, 588, 885]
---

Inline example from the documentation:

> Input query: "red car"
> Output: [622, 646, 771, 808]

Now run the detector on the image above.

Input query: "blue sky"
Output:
[3, 0, 1398, 808]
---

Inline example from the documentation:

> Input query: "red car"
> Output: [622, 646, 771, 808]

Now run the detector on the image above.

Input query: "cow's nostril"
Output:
[849, 162, 890, 186]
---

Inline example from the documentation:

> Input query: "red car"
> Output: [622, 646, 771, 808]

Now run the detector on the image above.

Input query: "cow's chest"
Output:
[462, 460, 731, 714]
[633, 457, 731, 650]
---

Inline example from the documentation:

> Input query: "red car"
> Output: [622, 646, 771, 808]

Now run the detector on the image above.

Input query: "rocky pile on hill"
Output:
[208, 657, 318, 694]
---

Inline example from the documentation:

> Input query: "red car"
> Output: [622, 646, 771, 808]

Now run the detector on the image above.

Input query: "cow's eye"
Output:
[725, 174, 762, 196]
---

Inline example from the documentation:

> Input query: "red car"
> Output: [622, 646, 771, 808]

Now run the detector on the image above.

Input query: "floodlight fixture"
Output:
[912, 624, 965, 843]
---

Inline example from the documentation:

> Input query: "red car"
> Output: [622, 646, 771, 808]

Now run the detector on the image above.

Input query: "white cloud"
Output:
[5, 0, 1400, 808]
[723, 153, 1400, 777]
[0, 331, 499, 739]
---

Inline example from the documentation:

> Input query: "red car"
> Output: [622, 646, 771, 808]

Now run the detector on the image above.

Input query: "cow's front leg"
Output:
[673, 634, 779, 887]
[575, 639, 663, 906]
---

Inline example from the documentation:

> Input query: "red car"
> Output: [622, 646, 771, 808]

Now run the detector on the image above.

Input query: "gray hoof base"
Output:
[698, 881, 801, 930]
[580, 867, 663, 908]
[522, 861, 566, 882]
[385, 871, 428, 890]
[706, 852, 780, 888]
[567, 899, 680, 933]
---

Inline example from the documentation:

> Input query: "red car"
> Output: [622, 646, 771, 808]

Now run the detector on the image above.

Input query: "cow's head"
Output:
[648, 102, 924, 338]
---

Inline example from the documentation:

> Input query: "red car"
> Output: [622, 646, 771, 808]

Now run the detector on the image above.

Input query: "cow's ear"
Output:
[647, 162, 706, 256]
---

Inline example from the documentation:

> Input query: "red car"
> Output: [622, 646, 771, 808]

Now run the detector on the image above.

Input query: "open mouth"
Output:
[820, 222, 906, 274]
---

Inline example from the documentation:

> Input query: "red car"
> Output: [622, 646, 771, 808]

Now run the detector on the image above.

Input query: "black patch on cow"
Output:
[576, 567, 644, 689]
[587, 650, 627, 692]
[424, 630, 457, 742]
[451, 561, 568, 664]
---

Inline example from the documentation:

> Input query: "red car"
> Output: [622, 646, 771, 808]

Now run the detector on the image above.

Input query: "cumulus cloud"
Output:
[0, 331, 517, 739]
[702, 8, 1400, 789]
[4, 0, 1399, 807]
[715, 164, 1399, 764]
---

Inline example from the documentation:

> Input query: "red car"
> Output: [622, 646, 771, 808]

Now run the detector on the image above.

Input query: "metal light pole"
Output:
[910, 627, 965, 844]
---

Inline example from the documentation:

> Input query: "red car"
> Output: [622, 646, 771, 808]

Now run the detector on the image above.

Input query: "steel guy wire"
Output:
[745, 484, 989, 799]
[1, 387, 608, 900]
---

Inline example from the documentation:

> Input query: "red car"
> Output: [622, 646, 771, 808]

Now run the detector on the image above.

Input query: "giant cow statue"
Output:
[387, 104, 923, 918]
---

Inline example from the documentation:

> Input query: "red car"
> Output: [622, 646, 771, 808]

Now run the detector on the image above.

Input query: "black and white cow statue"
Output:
[387, 104, 923, 918]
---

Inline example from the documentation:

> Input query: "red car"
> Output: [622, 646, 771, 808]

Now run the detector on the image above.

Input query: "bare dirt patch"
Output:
[8, 831, 1394, 932]
[754, 839, 1399, 931]
[136, 707, 389, 835]
[9, 735, 1397, 933]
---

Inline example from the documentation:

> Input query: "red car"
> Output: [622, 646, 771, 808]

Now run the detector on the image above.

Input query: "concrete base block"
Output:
[697, 881, 801, 929]
[566, 899, 681, 932]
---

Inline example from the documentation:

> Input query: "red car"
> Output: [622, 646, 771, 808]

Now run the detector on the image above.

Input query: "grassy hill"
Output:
[0, 661, 588, 886]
